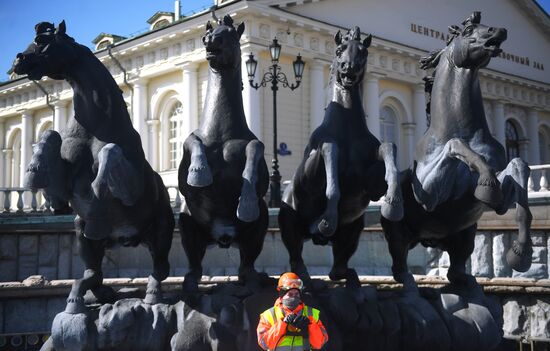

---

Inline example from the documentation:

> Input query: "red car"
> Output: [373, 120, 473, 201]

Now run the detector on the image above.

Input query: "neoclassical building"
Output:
[0, 0, 549, 194]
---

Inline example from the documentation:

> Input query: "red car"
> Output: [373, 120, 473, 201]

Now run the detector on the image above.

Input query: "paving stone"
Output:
[57, 235, 73, 279]
[18, 254, 38, 281]
[471, 232, 493, 277]
[503, 297, 529, 338]
[530, 298, 550, 340]
[532, 246, 547, 264]
[513, 263, 548, 279]
[4, 298, 48, 333]
[19, 235, 38, 255]
[531, 231, 547, 246]
[38, 234, 59, 269]
[492, 233, 511, 277]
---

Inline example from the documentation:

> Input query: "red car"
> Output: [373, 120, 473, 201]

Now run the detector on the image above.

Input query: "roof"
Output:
[147, 11, 175, 24]
[92, 33, 127, 45]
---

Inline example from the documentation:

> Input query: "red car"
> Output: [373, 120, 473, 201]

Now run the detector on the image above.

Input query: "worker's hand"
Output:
[293, 315, 311, 330]
[283, 313, 297, 324]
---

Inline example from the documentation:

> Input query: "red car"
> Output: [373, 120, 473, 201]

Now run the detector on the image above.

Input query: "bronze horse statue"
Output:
[279, 26, 403, 287]
[178, 15, 269, 292]
[13, 21, 175, 311]
[382, 12, 532, 293]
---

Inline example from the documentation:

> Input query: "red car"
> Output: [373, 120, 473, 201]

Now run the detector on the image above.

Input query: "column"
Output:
[484, 100, 495, 137]
[180, 62, 199, 137]
[493, 101, 506, 147]
[309, 59, 327, 133]
[53, 100, 68, 133]
[241, 49, 262, 137]
[147, 119, 160, 171]
[402, 122, 416, 167]
[365, 73, 383, 139]
[413, 83, 427, 143]
[132, 78, 149, 160]
[20, 110, 33, 187]
[527, 108, 540, 165]
[3, 149, 13, 187]
[0, 121, 4, 187]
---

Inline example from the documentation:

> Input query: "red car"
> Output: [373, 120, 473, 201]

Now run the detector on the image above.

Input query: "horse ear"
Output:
[334, 30, 342, 45]
[237, 22, 245, 38]
[363, 34, 372, 48]
[56, 20, 66, 35]
[206, 21, 213, 32]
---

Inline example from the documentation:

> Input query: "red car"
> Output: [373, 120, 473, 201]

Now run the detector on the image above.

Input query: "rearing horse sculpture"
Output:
[382, 12, 532, 293]
[13, 21, 175, 312]
[178, 15, 269, 292]
[279, 26, 403, 287]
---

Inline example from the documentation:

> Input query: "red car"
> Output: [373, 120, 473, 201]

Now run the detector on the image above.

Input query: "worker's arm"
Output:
[257, 314, 287, 350]
[307, 316, 329, 350]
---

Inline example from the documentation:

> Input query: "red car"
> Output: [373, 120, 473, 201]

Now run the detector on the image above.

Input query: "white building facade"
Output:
[0, 0, 549, 192]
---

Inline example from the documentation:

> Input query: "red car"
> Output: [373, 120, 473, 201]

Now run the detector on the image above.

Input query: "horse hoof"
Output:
[24, 168, 49, 189]
[310, 217, 336, 237]
[187, 166, 213, 187]
[507, 240, 533, 272]
[474, 178, 502, 208]
[236, 196, 260, 222]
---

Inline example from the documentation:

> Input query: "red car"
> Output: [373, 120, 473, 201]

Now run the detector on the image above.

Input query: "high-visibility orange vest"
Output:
[260, 304, 320, 351]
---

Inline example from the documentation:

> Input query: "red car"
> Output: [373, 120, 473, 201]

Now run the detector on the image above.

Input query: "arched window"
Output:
[153, 20, 169, 30]
[168, 102, 184, 170]
[505, 120, 520, 162]
[36, 121, 53, 142]
[7, 130, 22, 187]
[380, 106, 397, 144]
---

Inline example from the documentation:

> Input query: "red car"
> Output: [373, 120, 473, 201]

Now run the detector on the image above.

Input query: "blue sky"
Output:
[0, 0, 549, 82]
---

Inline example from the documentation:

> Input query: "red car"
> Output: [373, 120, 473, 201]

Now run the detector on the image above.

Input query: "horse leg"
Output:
[443, 224, 481, 295]
[180, 210, 208, 293]
[24, 130, 70, 211]
[66, 216, 114, 313]
[279, 202, 311, 284]
[91, 143, 144, 206]
[144, 189, 175, 304]
[186, 134, 213, 187]
[237, 203, 268, 291]
[328, 217, 363, 288]
[380, 217, 418, 294]
[377, 142, 404, 221]
[236, 139, 264, 222]
[496, 157, 533, 272]
[309, 142, 340, 237]
[445, 138, 503, 207]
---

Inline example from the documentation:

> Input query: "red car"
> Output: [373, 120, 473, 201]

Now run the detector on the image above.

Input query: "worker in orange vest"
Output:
[257, 272, 328, 350]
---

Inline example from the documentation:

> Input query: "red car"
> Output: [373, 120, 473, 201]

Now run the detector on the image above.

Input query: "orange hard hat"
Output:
[277, 272, 304, 292]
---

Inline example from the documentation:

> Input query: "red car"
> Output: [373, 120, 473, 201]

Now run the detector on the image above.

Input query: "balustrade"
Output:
[0, 165, 549, 216]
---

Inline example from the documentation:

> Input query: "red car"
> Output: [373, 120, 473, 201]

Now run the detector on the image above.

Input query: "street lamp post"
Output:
[245, 38, 305, 208]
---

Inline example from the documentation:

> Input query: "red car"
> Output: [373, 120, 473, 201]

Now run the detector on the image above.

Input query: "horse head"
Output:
[422, 12, 506, 71]
[202, 15, 245, 70]
[13, 21, 78, 80]
[333, 26, 372, 89]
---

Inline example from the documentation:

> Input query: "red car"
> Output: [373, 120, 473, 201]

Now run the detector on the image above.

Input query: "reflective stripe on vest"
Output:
[260, 305, 320, 351]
